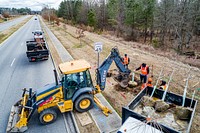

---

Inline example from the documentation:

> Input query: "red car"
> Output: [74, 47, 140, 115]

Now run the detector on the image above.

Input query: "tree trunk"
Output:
[144, 17, 148, 43]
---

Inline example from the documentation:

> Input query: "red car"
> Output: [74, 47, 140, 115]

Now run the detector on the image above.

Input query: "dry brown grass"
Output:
[43, 19, 200, 133]
[0, 16, 31, 45]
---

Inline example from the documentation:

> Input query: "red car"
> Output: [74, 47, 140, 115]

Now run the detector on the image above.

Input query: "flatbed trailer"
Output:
[121, 86, 197, 133]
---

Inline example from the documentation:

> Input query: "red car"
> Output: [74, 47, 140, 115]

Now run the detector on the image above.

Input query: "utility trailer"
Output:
[121, 86, 197, 133]
[26, 31, 49, 62]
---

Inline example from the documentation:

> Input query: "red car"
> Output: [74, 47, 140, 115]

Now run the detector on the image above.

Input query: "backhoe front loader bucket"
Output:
[6, 95, 29, 132]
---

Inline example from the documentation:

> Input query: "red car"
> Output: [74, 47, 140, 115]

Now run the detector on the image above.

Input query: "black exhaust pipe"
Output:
[54, 69, 58, 85]
[29, 88, 32, 98]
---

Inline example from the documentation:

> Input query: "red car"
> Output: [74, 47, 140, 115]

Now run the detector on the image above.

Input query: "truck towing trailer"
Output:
[26, 30, 49, 62]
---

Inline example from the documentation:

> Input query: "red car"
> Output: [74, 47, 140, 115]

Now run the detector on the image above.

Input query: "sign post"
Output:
[94, 42, 103, 68]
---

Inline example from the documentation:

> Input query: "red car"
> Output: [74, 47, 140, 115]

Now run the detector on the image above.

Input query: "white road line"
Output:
[10, 58, 16, 67]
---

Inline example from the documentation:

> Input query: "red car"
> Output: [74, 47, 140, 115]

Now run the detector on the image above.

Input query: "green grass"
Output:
[0, 33, 6, 38]
[72, 42, 85, 48]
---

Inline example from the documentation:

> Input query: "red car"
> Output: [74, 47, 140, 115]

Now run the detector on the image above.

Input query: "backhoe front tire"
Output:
[75, 94, 94, 113]
[39, 108, 57, 125]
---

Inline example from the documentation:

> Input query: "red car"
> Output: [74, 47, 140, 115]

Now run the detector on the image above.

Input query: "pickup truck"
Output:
[26, 30, 49, 62]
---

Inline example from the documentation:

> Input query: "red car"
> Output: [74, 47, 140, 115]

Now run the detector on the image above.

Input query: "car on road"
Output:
[32, 30, 44, 39]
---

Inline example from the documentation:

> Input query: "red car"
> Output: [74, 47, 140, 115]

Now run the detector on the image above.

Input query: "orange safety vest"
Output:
[147, 83, 153, 88]
[123, 57, 129, 65]
[141, 66, 148, 75]
[160, 85, 167, 90]
[141, 83, 153, 90]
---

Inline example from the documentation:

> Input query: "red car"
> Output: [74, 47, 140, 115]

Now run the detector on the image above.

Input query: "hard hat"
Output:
[142, 63, 146, 67]
[160, 79, 166, 85]
[148, 78, 152, 82]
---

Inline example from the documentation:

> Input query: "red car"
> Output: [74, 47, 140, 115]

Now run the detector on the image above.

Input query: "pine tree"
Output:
[87, 9, 97, 27]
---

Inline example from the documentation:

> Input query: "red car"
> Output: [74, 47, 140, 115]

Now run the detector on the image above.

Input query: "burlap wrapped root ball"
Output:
[155, 100, 169, 112]
[175, 106, 192, 120]
[141, 96, 156, 107]
[128, 81, 138, 88]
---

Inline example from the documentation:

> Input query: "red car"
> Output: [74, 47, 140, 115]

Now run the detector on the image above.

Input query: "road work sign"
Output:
[94, 42, 103, 52]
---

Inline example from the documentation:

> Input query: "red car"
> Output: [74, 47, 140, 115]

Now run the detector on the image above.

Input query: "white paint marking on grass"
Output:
[10, 58, 16, 67]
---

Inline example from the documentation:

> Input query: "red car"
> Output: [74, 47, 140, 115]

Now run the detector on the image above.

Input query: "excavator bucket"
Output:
[113, 74, 129, 88]
[118, 79, 129, 88]
[6, 95, 29, 133]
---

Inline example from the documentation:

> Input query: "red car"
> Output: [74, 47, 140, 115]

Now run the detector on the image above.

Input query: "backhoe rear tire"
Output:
[75, 94, 94, 113]
[39, 108, 57, 125]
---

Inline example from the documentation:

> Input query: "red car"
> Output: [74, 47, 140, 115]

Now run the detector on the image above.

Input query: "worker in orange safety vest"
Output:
[123, 54, 130, 68]
[141, 78, 153, 90]
[135, 63, 150, 83]
[159, 80, 167, 90]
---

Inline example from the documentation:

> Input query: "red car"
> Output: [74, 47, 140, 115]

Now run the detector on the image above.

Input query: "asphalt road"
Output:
[0, 15, 30, 32]
[0, 17, 66, 133]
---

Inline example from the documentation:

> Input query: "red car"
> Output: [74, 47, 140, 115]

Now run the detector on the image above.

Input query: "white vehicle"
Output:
[32, 30, 44, 39]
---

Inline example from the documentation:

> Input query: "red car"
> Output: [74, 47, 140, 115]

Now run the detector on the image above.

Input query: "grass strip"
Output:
[0, 16, 31, 45]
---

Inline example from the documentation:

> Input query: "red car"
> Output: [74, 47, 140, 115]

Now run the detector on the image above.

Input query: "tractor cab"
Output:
[59, 59, 94, 100]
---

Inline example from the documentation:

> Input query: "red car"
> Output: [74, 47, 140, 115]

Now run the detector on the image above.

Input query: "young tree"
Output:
[2, 11, 10, 18]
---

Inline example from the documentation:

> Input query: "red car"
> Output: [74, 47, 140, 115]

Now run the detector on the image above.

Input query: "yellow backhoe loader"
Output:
[6, 47, 131, 132]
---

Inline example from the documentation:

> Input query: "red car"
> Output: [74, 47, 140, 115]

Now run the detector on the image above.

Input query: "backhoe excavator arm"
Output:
[94, 47, 131, 116]
[96, 47, 131, 91]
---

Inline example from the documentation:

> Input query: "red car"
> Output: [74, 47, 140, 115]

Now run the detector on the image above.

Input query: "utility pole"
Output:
[36, 2, 51, 24]
[47, 5, 50, 24]
[44, 4, 50, 24]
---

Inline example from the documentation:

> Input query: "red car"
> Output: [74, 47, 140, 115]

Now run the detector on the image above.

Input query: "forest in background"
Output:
[42, 0, 200, 56]
[0, 7, 32, 16]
